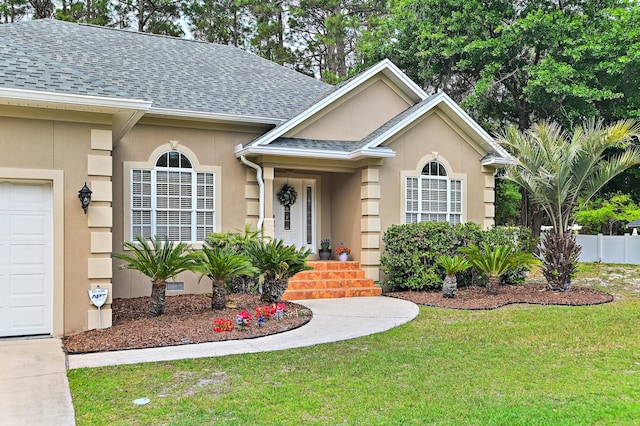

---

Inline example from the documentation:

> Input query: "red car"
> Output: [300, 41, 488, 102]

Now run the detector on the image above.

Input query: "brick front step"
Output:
[283, 260, 382, 300]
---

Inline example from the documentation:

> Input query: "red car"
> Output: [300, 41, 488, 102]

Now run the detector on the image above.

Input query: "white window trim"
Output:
[400, 154, 467, 225]
[123, 144, 221, 247]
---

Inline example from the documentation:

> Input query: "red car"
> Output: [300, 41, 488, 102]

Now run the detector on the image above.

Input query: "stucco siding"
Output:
[111, 123, 258, 299]
[330, 172, 362, 261]
[379, 110, 494, 233]
[0, 115, 110, 335]
[288, 78, 412, 141]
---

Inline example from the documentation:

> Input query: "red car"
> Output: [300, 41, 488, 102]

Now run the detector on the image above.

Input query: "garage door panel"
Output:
[10, 243, 48, 267]
[8, 183, 50, 210]
[10, 213, 49, 239]
[10, 274, 48, 295]
[0, 182, 52, 337]
[8, 306, 47, 329]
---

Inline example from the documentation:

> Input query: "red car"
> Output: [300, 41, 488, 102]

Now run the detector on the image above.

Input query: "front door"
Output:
[273, 178, 316, 252]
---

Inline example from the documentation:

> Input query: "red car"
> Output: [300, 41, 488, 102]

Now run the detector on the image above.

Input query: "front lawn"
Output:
[68, 263, 640, 425]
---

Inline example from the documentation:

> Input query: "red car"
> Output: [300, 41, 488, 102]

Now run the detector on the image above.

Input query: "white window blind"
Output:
[131, 152, 215, 242]
[405, 161, 462, 225]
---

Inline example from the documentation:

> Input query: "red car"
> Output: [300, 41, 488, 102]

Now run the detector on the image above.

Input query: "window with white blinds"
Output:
[405, 161, 462, 224]
[131, 152, 215, 242]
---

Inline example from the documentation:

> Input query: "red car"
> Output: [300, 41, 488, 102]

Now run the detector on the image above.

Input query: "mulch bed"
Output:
[63, 294, 312, 354]
[64, 284, 614, 354]
[386, 283, 614, 310]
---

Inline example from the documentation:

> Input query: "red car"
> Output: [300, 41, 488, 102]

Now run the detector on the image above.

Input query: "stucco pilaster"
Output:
[360, 167, 381, 281]
[86, 128, 113, 330]
[483, 170, 496, 230]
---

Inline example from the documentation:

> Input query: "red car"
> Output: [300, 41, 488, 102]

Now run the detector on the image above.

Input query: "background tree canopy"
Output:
[4, 0, 640, 230]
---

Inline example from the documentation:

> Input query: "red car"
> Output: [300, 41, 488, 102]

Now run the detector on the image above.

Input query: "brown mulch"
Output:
[386, 283, 614, 310]
[63, 294, 312, 354]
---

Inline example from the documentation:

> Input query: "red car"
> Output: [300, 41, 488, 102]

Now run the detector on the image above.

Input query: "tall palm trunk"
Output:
[538, 231, 580, 291]
[211, 278, 227, 310]
[148, 280, 167, 318]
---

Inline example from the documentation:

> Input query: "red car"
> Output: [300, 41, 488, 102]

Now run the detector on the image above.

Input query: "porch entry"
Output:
[273, 178, 316, 252]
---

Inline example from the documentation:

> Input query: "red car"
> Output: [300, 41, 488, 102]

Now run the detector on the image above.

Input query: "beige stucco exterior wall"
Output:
[0, 114, 112, 335]
[112, 123, 262, 299]
[288, 77, 412, 141]
[330, 171, 362, 262]
[379, 110, 496, 235]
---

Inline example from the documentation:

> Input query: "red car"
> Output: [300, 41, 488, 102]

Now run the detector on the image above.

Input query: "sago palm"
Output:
[498, 119, 640, 291]
[198, 245, 258, 310]
[436, 255, 471, 298]
[115, 235, 201, 318]
[459, 243, 536, 295]
[244, 239, 312, 303]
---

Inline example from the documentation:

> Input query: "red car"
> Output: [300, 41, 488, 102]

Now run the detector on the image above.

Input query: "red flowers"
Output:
[213, 318, 233, 332]
[214, 303, 288, 332]
[334, 244, 351, 255]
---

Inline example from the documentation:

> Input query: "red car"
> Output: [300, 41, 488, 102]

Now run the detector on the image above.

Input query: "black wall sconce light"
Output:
[78, 182, 92, 214]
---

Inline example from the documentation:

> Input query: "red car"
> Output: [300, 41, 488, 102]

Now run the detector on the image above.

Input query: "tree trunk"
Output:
[211, 279, 227, 310]
[442, 275, 457, 298]
[260, 277, 288, 303]
[538, 231, 580, 292]
[486, 276, 500, 295]
[147, 280, 167, 318]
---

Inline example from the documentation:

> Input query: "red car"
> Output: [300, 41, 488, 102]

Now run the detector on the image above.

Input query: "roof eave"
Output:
[0, 87, 151, 143]
[147, 107, 286, 126]
[234, 145, 396, 160]
[481, 156, 515, 166]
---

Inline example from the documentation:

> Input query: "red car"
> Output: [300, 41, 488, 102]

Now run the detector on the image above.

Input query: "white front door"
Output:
[273, 178, 316, 251]
[0, 181, 53, 337]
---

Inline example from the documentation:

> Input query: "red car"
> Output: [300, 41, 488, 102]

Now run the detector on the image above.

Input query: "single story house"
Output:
[0, 19, 511, 337]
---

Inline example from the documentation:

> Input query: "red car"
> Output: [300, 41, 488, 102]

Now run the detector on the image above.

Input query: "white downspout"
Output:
[239, 154, 264, 232]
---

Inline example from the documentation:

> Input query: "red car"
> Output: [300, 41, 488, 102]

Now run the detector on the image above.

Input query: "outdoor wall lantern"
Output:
[78, 182, 92, 214]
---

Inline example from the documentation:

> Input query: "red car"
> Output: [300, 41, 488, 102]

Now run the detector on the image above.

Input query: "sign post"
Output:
[88, 288, 109, 330]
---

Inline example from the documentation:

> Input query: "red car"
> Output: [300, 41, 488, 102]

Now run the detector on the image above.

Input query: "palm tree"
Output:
[198, 245, 258, 310]
[115, 235, 201, 318]
[498, 119, 640, 291]
[244, 239, 312, 303]
[436, 255, 471, 298]
[206, 225, 263, 293]
[459, 243, 536, 295]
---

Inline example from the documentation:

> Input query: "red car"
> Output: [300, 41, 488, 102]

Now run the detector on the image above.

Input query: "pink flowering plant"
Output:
[236, 310, 252, 330]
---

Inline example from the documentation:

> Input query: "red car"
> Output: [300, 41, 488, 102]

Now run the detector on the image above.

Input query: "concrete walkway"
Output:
[68, 296, 419, 369]
[0, 338, 75, 426]
[1, 296, 419, 426]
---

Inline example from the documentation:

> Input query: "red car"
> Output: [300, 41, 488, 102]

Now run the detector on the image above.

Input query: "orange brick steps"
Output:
[283, 260, 382, 300]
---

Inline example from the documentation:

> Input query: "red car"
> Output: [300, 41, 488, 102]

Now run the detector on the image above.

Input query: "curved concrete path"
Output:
[68, 296, 419, 369]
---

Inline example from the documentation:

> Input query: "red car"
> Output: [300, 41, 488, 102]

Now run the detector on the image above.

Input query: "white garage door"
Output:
[0, 182, 53, 337]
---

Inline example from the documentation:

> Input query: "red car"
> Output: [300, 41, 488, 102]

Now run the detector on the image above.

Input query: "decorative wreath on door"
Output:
[277, 184, 297, 207]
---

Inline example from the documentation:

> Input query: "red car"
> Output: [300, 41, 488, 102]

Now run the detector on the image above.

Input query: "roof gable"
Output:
[239, 59, 428, 151]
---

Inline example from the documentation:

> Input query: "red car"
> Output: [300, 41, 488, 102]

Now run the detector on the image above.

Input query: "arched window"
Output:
[405, 160, 462, 224]
[131, 151, 215, 242]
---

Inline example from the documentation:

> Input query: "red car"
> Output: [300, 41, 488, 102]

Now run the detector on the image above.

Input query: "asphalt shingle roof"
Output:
[0, 19, 333, 121]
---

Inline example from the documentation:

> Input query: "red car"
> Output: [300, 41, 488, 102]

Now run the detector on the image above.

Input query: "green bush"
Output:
[381, 223, 535, 290]
[380, 222, 483, 290]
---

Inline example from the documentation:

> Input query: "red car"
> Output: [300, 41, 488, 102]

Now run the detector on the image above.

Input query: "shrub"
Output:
[381, 222, 483, 290]
[381, 223, 535, 290]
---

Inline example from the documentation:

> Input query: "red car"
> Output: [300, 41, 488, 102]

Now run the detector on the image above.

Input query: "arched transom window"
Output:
[405, 161, 462, 224]
[131, 151, 215, 242]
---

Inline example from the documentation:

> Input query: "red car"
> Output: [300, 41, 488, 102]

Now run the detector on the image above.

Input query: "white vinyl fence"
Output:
[576, 233, 640, 264]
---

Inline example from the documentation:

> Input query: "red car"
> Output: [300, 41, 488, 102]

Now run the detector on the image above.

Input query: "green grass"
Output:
[68, 263, 640, 425]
